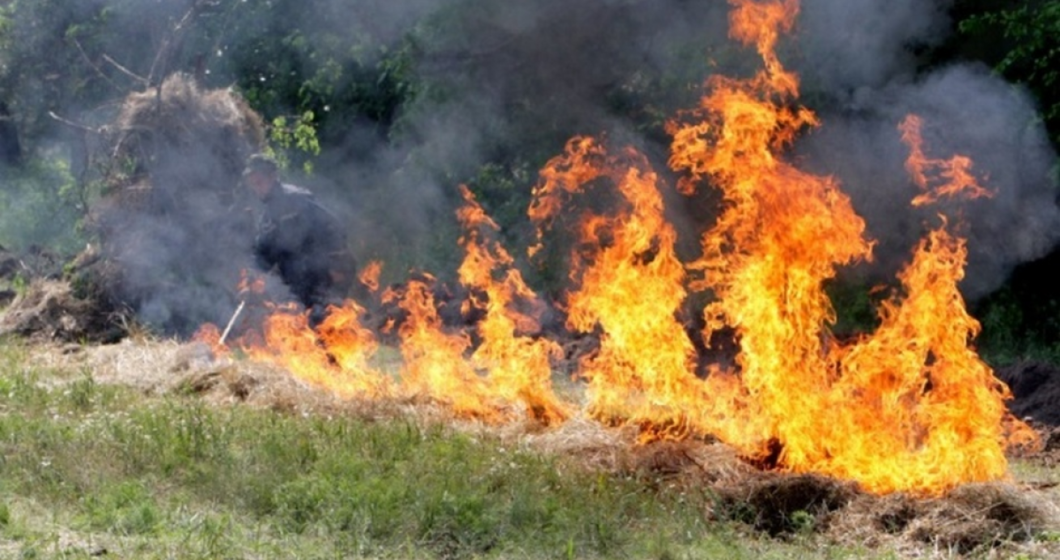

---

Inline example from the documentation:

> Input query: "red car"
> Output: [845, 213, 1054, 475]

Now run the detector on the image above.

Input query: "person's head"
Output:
[242, 153, 279, 199]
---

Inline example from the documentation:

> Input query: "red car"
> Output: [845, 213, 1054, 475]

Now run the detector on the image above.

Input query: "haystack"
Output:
[0, 279, 124, 343]
[76, 73, 266, 337]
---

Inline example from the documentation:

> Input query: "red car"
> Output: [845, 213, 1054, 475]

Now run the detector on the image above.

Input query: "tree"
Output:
[959, 0, 1060, 147]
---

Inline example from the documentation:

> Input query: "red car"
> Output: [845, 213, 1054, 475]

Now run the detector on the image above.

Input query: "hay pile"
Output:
[0, 245, 19, 307]
[77, 73, 266, 337]
[997, 361, 1060, 426]
[0, 280, 124, 343]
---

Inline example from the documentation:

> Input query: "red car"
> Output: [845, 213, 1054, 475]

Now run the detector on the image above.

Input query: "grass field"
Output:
[1, 339, 1057, 559]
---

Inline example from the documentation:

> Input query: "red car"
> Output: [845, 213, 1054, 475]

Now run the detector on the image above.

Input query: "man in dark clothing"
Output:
[0, 102, 20, 165]
[242, 154, 356, 325]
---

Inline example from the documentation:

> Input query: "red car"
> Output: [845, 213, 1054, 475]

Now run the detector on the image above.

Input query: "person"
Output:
[241, 153, 356, 325]
[0, 101, 20, 165]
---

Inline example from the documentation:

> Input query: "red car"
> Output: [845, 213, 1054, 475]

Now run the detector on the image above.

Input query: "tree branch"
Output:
[47, 111, 101, 134]
[102, 54, 150, 87]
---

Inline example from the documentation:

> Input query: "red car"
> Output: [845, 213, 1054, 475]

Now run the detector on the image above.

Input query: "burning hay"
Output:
[77, 72, 265, 337]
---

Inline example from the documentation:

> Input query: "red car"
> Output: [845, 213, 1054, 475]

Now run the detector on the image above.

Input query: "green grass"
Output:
[0, 341, 896, 559]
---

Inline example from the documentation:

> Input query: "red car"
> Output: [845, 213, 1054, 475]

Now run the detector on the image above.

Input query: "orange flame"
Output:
[530, 137, 707, 438]
[457, 185, 570, 425]
[899, 114, 993, 206]
[191, 322, 229, 357]
[386, 276, 500, 420]
[829, 224, 1038, 493]
[246, 301, 385, 399]
[359, 260, 383, 293]
[669, 0, 871, 455]
[237, 268, 266, 295]
[658, 0, 1034, 494]
[190, 0, 1035, 497]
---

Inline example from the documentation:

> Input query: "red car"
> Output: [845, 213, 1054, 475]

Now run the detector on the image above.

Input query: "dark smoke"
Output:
[339, 0, 1058, 304]
[119, 0, 1060, 328]
[318, 0, 735, 283]
[375, 0, 1055, 303]
[797, 0, 955, 92]
[793, 0, 1060, 299]
[6, 0, 1056, 334]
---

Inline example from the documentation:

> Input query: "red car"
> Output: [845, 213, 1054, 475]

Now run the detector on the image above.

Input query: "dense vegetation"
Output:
[1, 0, 1059, 363]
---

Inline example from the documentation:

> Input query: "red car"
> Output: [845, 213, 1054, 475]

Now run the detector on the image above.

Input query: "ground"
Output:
[7, 336, 1060, 559]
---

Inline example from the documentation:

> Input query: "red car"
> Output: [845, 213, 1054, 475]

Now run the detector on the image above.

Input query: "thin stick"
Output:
[47, 111, 99, 134]
[102, 53, 150, 87]
[72, 38, 125, 92]
[218, 300, 246, 345]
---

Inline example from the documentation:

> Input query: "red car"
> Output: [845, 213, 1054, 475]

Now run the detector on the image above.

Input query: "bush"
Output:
[0, 155, 85, 255]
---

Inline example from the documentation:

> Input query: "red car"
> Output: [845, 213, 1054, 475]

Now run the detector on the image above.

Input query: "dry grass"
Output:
[16, 337, 1060, 558]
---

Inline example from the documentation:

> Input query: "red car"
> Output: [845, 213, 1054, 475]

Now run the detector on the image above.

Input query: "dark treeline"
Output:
[1, 0, 1059, 361]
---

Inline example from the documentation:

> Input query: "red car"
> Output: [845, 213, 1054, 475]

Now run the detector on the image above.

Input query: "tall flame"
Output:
[830, 224, 1035, 493]
[530, 138, 708, 438]
[457, 185, 570, 425]
[663, 0, 1034, 494]
[194, 0, 1036, 496]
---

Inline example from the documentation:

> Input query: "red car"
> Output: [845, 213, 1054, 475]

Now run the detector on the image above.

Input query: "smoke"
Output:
[792, 0, 1060, 299]
[318, 0, 734, 278]
[145, 0, 1060, 327]
[796, 0, 954, 92]
[5, 0, 1056, 333]
[339, 0, 1059, 302]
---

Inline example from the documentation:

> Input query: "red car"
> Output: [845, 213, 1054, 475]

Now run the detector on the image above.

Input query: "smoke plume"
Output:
[5, 0, 1056, 333]
[792, 0, 1060, 298]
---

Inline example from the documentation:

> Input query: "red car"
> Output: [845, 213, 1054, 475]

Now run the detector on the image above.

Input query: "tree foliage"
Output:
[0, 0, 1058, 287]
[0, 0, 419, 252]
[959, 0, 1060, 146]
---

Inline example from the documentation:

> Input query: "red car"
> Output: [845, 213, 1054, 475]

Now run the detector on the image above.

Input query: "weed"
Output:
[64, 370, 97, 412]
[788, 509, 816, 535]
[80, 481, 160, 535]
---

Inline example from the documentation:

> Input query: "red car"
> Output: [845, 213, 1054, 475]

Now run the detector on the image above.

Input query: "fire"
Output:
[663, 0, 1035, 494]
[831, 224, 1036, 493]
[457, 185, 570, 425]
[669, 0, 872, 456]
[382, 186, 572, 422]
[247, 301, 386, 399]
[385, 276, 500, 420]
[899, 114, 993, 206]
[237, 268, 266, 295]
[191, 322, 228, 357]
[529, 137, 706, 438]
[359, 260, 383, 293]
[193, 0, 1035, 496]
